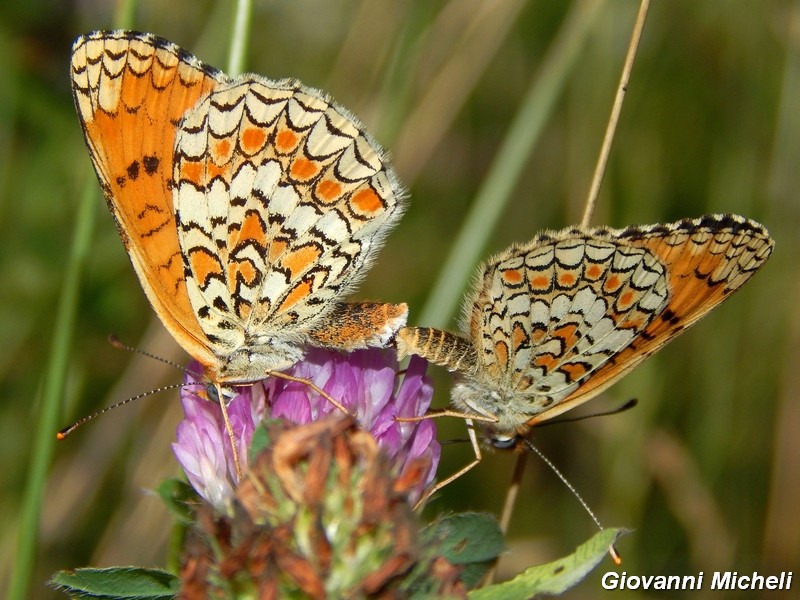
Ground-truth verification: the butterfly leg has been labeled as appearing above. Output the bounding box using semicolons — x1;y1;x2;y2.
413;419;483;510
396;407;499;424
267;369;350;414
215;383;243;479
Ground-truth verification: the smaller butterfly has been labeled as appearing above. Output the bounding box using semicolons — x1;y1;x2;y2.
397;214;773;490
69;31;407;466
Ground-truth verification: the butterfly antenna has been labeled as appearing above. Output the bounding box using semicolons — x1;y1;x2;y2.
539;398;638;427
523;439;622;565
107;334;188;372
56;381;201;439
440;438;472;446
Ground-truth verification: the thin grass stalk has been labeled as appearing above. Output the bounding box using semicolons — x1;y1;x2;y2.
580;0;650;227
8;5;137;597
227;0;253;77
8;180;98;600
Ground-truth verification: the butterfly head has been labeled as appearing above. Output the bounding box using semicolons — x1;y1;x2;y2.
451;376;546;443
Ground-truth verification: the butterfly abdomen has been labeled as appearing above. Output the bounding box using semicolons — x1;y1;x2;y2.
308;301;408;351
396;327;478;375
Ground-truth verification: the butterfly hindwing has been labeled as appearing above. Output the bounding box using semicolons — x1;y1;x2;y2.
173;78;406;356
528;214;774;424
471;234;671;405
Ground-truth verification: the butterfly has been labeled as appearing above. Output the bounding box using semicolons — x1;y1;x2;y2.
397;214;773;487
70;31;407;458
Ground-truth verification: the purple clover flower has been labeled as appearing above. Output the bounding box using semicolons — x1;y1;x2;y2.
172;349;439;510
171;382;263;511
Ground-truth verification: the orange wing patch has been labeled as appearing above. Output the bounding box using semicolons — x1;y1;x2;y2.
228;259;259;288
502;269;523;285
71;31;224;367
316;180;342;203
558;271;577;287
511;323;527;351
268;239;289;263
279;280;313;312
276;129;299;152
180;161;203;187
529;274;550;291
616;289;636;311
560;361;589;382
585;263;604;280
603;274;622;293
213;139;232;162
188;247;224;288
241;127;267;154
291;158;318;180
350;188;384;216
281;245;323;279
552;323;579;349
235;211;267;247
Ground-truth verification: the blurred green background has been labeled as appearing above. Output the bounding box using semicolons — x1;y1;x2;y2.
1;1;798;598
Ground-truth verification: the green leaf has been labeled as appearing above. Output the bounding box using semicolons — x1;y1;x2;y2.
248;422;273;462
425;513;505;588
156;478;198;525
431;513;505;564
49;567;178;599
468;528;628;599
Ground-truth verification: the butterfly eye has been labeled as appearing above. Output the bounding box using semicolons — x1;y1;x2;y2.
487;434;518;450
206;383;238;403
206;383;220;402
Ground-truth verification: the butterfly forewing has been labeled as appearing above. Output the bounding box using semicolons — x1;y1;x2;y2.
71;31;226;366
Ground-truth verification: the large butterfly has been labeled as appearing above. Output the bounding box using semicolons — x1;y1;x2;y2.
70;31;407;445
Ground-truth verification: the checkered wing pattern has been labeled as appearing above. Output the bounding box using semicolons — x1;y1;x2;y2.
398;214;773;435
470;231;669;406
530;214;773;424
174;78;405;354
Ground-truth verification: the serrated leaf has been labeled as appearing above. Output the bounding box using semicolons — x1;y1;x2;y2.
468;528;628;599
49;567;178;599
